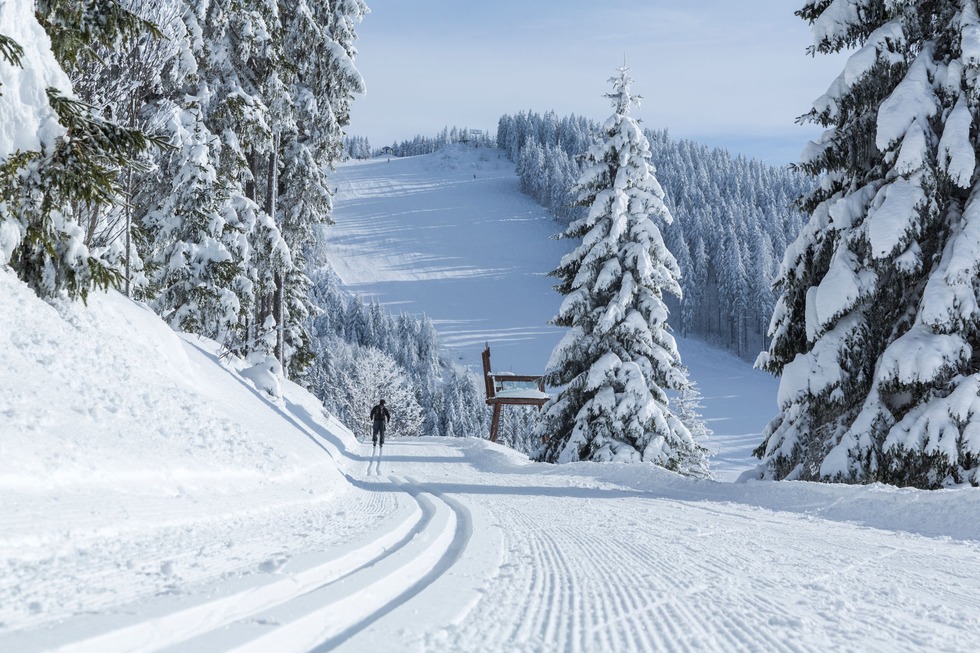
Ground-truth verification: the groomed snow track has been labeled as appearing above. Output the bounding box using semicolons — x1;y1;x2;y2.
6;470;476;653
7;437;980;652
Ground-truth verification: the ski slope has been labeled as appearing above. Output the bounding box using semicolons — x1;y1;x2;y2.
324;146;781;481
3;147;980;652
324;145;571;374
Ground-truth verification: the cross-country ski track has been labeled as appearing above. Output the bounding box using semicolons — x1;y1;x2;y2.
12;426;980;653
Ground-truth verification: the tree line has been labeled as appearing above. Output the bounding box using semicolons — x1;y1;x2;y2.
343;126;496;161
496;110;814;360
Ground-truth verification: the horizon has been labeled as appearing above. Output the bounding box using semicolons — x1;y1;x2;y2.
345;1;847;166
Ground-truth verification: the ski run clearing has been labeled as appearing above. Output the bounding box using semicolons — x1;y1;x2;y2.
3;147;980;653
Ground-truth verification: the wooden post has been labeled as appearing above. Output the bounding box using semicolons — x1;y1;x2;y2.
482;344;495;400
490;403;502;443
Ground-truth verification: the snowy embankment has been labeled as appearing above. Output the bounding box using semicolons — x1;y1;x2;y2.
0;269;392;645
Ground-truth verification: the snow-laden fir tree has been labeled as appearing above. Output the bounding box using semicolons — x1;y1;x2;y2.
0;0;73;273
0;0;156;300
496;110;813;359
534;65;708;474
753;1;980;488
275;0;368;377
674;369;712;478
142;102;247;340
190;0;292;356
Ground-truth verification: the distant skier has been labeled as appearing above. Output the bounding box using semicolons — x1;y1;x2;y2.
370;399;391;448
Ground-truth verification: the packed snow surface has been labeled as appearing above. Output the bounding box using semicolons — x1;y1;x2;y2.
4;147;979;652
324;145;572;374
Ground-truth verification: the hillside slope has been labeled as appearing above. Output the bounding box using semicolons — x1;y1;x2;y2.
325;146;780;479
325;145;571;373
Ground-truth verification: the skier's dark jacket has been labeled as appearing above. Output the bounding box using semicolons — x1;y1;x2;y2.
370;404;390;424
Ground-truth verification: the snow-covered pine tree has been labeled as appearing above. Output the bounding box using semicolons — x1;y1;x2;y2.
754;1;980;488
234;0;367;379
1;0;70;270
170;0;296;367
66;1;187;298
142;102;250;341
0;0;157;301
673;368;712;479
497;109;813;358
534;65;708;475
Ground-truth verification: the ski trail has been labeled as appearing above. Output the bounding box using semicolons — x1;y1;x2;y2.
145;476;472;653
320;476;476;651
8;434;980;651
3;489;416;653
425;485;980;653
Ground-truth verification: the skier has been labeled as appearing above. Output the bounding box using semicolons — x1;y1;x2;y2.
369;399;391;448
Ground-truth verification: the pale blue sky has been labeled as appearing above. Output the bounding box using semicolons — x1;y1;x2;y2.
345;1;845;165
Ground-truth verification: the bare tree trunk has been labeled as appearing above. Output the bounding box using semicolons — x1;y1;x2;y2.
125;174;132;298
246;151;259;204
244;151;261;356
83;202;98;247
125;96;136;298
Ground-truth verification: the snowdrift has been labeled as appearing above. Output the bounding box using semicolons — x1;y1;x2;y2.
0;269;363;632
0;269;347;495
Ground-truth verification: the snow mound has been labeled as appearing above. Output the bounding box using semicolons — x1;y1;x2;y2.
0;270;358;631
0;0;72;159
0;270;339;494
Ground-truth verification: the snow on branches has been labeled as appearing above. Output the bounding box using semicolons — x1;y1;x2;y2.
755;0;980;488
535;65;708;476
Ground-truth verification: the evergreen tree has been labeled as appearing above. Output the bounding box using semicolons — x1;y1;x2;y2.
674;369;712;479
273;0;367;377
210;0;290;356
754;1;980;488
497;108;812;359
0;0;158;301
534;65;707;475
67;0;186;298
142;102;249;340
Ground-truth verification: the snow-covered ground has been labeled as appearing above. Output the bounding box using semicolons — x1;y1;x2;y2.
4;147;980;652
324;145;571;374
